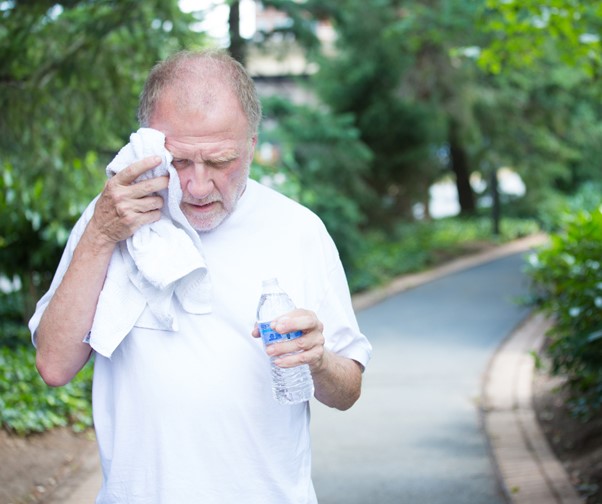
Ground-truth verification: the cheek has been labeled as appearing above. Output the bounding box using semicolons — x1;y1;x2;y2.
175;167;193;191
224;162;249;188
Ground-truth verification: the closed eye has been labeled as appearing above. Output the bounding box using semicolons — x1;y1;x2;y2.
172;158;191;169
206;156;238;169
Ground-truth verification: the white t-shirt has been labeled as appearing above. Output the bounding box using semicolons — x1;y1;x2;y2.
29;178;372;504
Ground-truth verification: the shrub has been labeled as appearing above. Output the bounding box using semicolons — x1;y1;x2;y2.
0;344;93;435
526;206;602;418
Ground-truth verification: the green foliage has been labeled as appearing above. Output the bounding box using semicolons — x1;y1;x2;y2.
536;181;602;232
481;0;602;78
473;61;602;218
0;289;29;349
526;206;602;418
254;95;374;269
0;344;93;435
0;0;203;319
309;0;445;222
0;0;204;437
479;0;602;213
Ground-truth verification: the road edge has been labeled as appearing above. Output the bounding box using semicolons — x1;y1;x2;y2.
481;313;585;503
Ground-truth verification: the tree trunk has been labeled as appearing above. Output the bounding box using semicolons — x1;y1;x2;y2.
491;169;501;236
448;119;476;215
228;1;246;66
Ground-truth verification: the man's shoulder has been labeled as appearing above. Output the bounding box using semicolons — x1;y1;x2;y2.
247;178;320;222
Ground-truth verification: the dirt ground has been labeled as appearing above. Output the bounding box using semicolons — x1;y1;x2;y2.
2;368;601;504
532;366;602;503
0;427;96;504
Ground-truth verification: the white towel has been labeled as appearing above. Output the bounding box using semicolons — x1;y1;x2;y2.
89;128;211;358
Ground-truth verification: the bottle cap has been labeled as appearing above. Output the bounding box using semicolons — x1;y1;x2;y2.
262;277;278;288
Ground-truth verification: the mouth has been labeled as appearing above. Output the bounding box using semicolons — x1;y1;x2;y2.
183;200;220;212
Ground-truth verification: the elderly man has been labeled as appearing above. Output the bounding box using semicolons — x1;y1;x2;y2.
30;50;371;503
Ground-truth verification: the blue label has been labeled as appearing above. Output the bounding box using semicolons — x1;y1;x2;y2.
258;321;302;346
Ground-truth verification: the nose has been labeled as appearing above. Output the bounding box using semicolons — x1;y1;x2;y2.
183;162;214;200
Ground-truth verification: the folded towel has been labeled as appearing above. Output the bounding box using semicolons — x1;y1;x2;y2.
89;128;211;358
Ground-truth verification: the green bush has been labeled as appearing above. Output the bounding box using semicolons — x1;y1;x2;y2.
537;181;602;233
0;344;93;435
526;206;602;418
0;289;29;349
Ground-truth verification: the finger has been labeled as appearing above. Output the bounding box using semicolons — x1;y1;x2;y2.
135;208;163;227
116;156;163;185
267;330;324;359
274;345;323;369
251;323;260;338
127;175;169;199
131;194;165;214
272;309;322;335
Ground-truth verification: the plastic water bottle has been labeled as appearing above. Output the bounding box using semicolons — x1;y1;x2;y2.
257;278;315;405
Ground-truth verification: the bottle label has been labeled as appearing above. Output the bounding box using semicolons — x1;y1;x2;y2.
258;321;303;345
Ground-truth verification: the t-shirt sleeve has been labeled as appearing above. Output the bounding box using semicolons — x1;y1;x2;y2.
28;197;99;347
316;247;372;370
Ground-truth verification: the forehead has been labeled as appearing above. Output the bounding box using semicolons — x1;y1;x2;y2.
165;136;243;161
150;84;250;156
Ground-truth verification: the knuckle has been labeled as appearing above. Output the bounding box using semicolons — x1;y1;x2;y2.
148;209;162;223
154;195;165;209
123;216;138;231
295;337;307;350
114;200;130;218
141;178;158;192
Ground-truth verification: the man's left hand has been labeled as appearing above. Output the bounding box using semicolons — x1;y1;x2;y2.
252;309;326;373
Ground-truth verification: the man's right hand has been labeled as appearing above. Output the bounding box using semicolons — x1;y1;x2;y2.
35;156;170;386
91;156;169;245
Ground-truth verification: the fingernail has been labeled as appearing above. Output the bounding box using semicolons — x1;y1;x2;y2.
274;316;289;332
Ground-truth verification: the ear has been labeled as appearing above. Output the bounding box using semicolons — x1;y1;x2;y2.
248;135;258;163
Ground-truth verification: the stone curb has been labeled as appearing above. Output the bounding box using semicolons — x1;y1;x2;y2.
482;313;585;504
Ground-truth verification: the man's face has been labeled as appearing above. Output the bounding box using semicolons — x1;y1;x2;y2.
150;85;256;232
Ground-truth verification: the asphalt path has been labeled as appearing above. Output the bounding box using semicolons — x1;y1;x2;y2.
311;252;532;504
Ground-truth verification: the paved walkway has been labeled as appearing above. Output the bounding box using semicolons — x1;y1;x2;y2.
49;234;583;503
311;234;582;504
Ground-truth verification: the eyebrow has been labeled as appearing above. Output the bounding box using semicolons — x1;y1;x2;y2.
206;150;240;163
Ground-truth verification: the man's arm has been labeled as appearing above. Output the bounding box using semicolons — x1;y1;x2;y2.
306;350;363;411
35;157;167;386
252;310;363;411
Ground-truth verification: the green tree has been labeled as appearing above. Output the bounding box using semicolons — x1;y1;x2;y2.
227;0;247;65
310;0;442;225
0;0;203;320
476;1;602;216
481;0;602;78
255;96;373;271
392;0;490;216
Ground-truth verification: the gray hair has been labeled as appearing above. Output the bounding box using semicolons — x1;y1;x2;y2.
137;49;262;136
